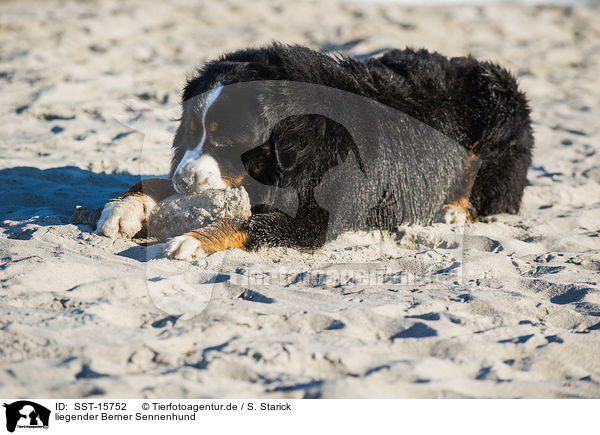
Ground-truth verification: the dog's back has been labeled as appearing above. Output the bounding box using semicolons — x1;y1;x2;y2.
363;48;533;216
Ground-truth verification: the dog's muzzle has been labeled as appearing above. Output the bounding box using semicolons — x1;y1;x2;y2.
172;154;227;194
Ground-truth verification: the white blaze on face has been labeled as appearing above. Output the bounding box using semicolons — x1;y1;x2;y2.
173;84;225;194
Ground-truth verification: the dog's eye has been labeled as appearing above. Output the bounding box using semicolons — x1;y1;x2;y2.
209;121;219;132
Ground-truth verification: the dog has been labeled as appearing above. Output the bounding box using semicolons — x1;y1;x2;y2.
95;43;533;260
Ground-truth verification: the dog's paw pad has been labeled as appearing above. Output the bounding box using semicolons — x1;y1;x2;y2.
165;235;206;261
96;195;155;239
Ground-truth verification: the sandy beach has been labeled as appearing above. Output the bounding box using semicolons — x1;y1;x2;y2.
1;0;599;398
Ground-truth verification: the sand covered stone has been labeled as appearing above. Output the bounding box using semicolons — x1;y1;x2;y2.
147;187;251;241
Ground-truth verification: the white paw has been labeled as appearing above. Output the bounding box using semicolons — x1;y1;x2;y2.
165;235;206;261
434;206;468;225
96;195;156;239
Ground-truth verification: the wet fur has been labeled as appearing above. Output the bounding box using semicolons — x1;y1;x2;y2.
99;44;533;254
166;44;533;251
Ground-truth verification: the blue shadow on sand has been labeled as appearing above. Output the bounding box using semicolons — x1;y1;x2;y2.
0;165;156;226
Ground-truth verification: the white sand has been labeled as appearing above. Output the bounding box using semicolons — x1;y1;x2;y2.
1;0;599;398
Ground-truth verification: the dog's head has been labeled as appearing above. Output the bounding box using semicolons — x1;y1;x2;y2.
170;49;372;209
171;81;269;194
170;77;321;209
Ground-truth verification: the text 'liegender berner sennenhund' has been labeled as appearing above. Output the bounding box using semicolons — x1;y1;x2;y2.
95;43;533;260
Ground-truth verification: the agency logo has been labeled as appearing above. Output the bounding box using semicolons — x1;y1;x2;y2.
3;401;50;433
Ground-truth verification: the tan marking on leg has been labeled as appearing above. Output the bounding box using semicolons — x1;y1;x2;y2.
186;218;250;255
441;197;477;223
465;152;482;195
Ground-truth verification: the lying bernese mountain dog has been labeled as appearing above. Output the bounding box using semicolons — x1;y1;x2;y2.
95;43;533;260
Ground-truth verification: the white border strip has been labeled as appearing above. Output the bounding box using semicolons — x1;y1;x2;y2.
1;399;598;435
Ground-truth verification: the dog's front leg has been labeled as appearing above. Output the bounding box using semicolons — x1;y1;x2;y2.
165;218;250;261
96;178;175;239
165;207;328;261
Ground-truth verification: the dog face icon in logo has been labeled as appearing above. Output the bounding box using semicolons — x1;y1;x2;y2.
3;401;50;432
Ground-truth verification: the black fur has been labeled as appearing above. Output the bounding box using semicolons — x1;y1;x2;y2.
172;43;533;250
